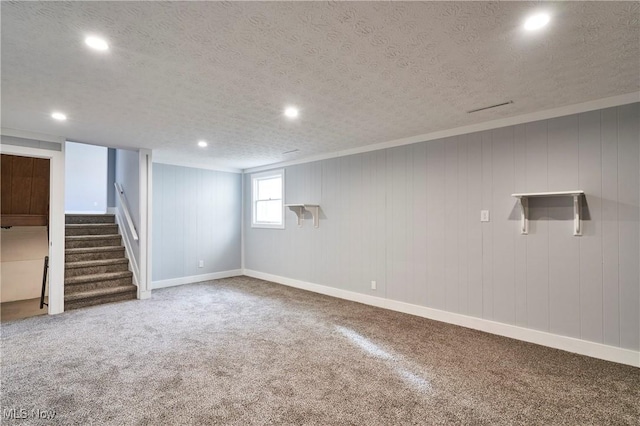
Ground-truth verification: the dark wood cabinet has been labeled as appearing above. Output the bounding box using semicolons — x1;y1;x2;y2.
1;154;50;227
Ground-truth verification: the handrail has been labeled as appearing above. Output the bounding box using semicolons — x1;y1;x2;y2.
114;182;139;241
40;256;49;309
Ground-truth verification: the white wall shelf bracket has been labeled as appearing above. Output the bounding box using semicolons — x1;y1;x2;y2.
516;197;529;235
511;191;584;236
284;204;320;228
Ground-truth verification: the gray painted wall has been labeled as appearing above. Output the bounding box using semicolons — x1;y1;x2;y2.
115;149;140;266
107;148;116;208
152;163;242;281
244;103;640;351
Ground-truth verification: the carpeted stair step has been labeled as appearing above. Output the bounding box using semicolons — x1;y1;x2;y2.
65;271;133;294
63;214;136;311
65;246;126;262
65;223;119;236
65;258;129;277
65;234;121;249
66;214;115;225
64;285;137;310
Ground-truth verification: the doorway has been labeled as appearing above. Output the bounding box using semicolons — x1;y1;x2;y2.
1;154;51;321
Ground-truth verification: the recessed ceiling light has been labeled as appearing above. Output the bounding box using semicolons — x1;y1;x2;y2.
284;107;299;119
523;13;551;31
198;141;208;148
84;36;109;51
51;112;67;121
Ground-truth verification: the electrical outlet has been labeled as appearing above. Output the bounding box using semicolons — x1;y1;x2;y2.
371;280;377;290
198;260;204;268
480;210;490;222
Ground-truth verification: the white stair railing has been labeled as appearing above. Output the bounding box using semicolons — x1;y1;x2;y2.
114;182;139;241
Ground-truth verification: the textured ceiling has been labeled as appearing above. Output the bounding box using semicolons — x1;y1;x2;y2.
2;1;639;169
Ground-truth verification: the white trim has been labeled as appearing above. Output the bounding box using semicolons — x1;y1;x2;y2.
241;171;246;270
244;92;640;173
152;269;243;289
242;269;640;368
153;154;242;174
0;143;65;315
113;209;140;287
138;149;153;299
250;169;285;229
107;207;117;214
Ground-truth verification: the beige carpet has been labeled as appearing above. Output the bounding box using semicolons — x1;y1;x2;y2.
1;276;638;425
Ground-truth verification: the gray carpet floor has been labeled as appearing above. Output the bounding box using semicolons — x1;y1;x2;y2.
1;276;638;425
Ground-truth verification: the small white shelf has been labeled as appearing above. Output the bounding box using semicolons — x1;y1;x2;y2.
511;191;584;236
284;204;320;228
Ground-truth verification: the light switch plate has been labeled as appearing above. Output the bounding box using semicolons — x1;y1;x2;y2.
480;210;490;222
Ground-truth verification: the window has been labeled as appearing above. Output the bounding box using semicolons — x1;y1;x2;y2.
251;169;284;229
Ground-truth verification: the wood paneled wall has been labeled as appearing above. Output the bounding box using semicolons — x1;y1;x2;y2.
1;154;50;226
152;163;242;281
244;103;640;351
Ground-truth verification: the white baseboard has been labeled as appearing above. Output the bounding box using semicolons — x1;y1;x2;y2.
113;208;140;286
138;290;152;300
107;207;117;214
152;269;243;289
242;269;639;368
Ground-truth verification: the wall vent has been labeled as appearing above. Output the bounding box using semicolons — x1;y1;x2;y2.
467;100;514;114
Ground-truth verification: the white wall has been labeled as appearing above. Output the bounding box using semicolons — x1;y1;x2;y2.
65;141;107;213
244;103;640;362
0;227;49;302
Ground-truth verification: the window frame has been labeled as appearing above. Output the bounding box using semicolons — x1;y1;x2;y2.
251;169;285;229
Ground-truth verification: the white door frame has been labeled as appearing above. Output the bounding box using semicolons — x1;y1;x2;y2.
0;141;65;314
138;149;152;299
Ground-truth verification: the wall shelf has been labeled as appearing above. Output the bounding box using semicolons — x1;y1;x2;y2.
511;191;584;236
284;204;320;228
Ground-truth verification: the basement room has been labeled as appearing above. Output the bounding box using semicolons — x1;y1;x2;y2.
1;1;638;425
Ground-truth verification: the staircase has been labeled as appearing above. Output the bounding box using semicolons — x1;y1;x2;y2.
65;214;137;310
